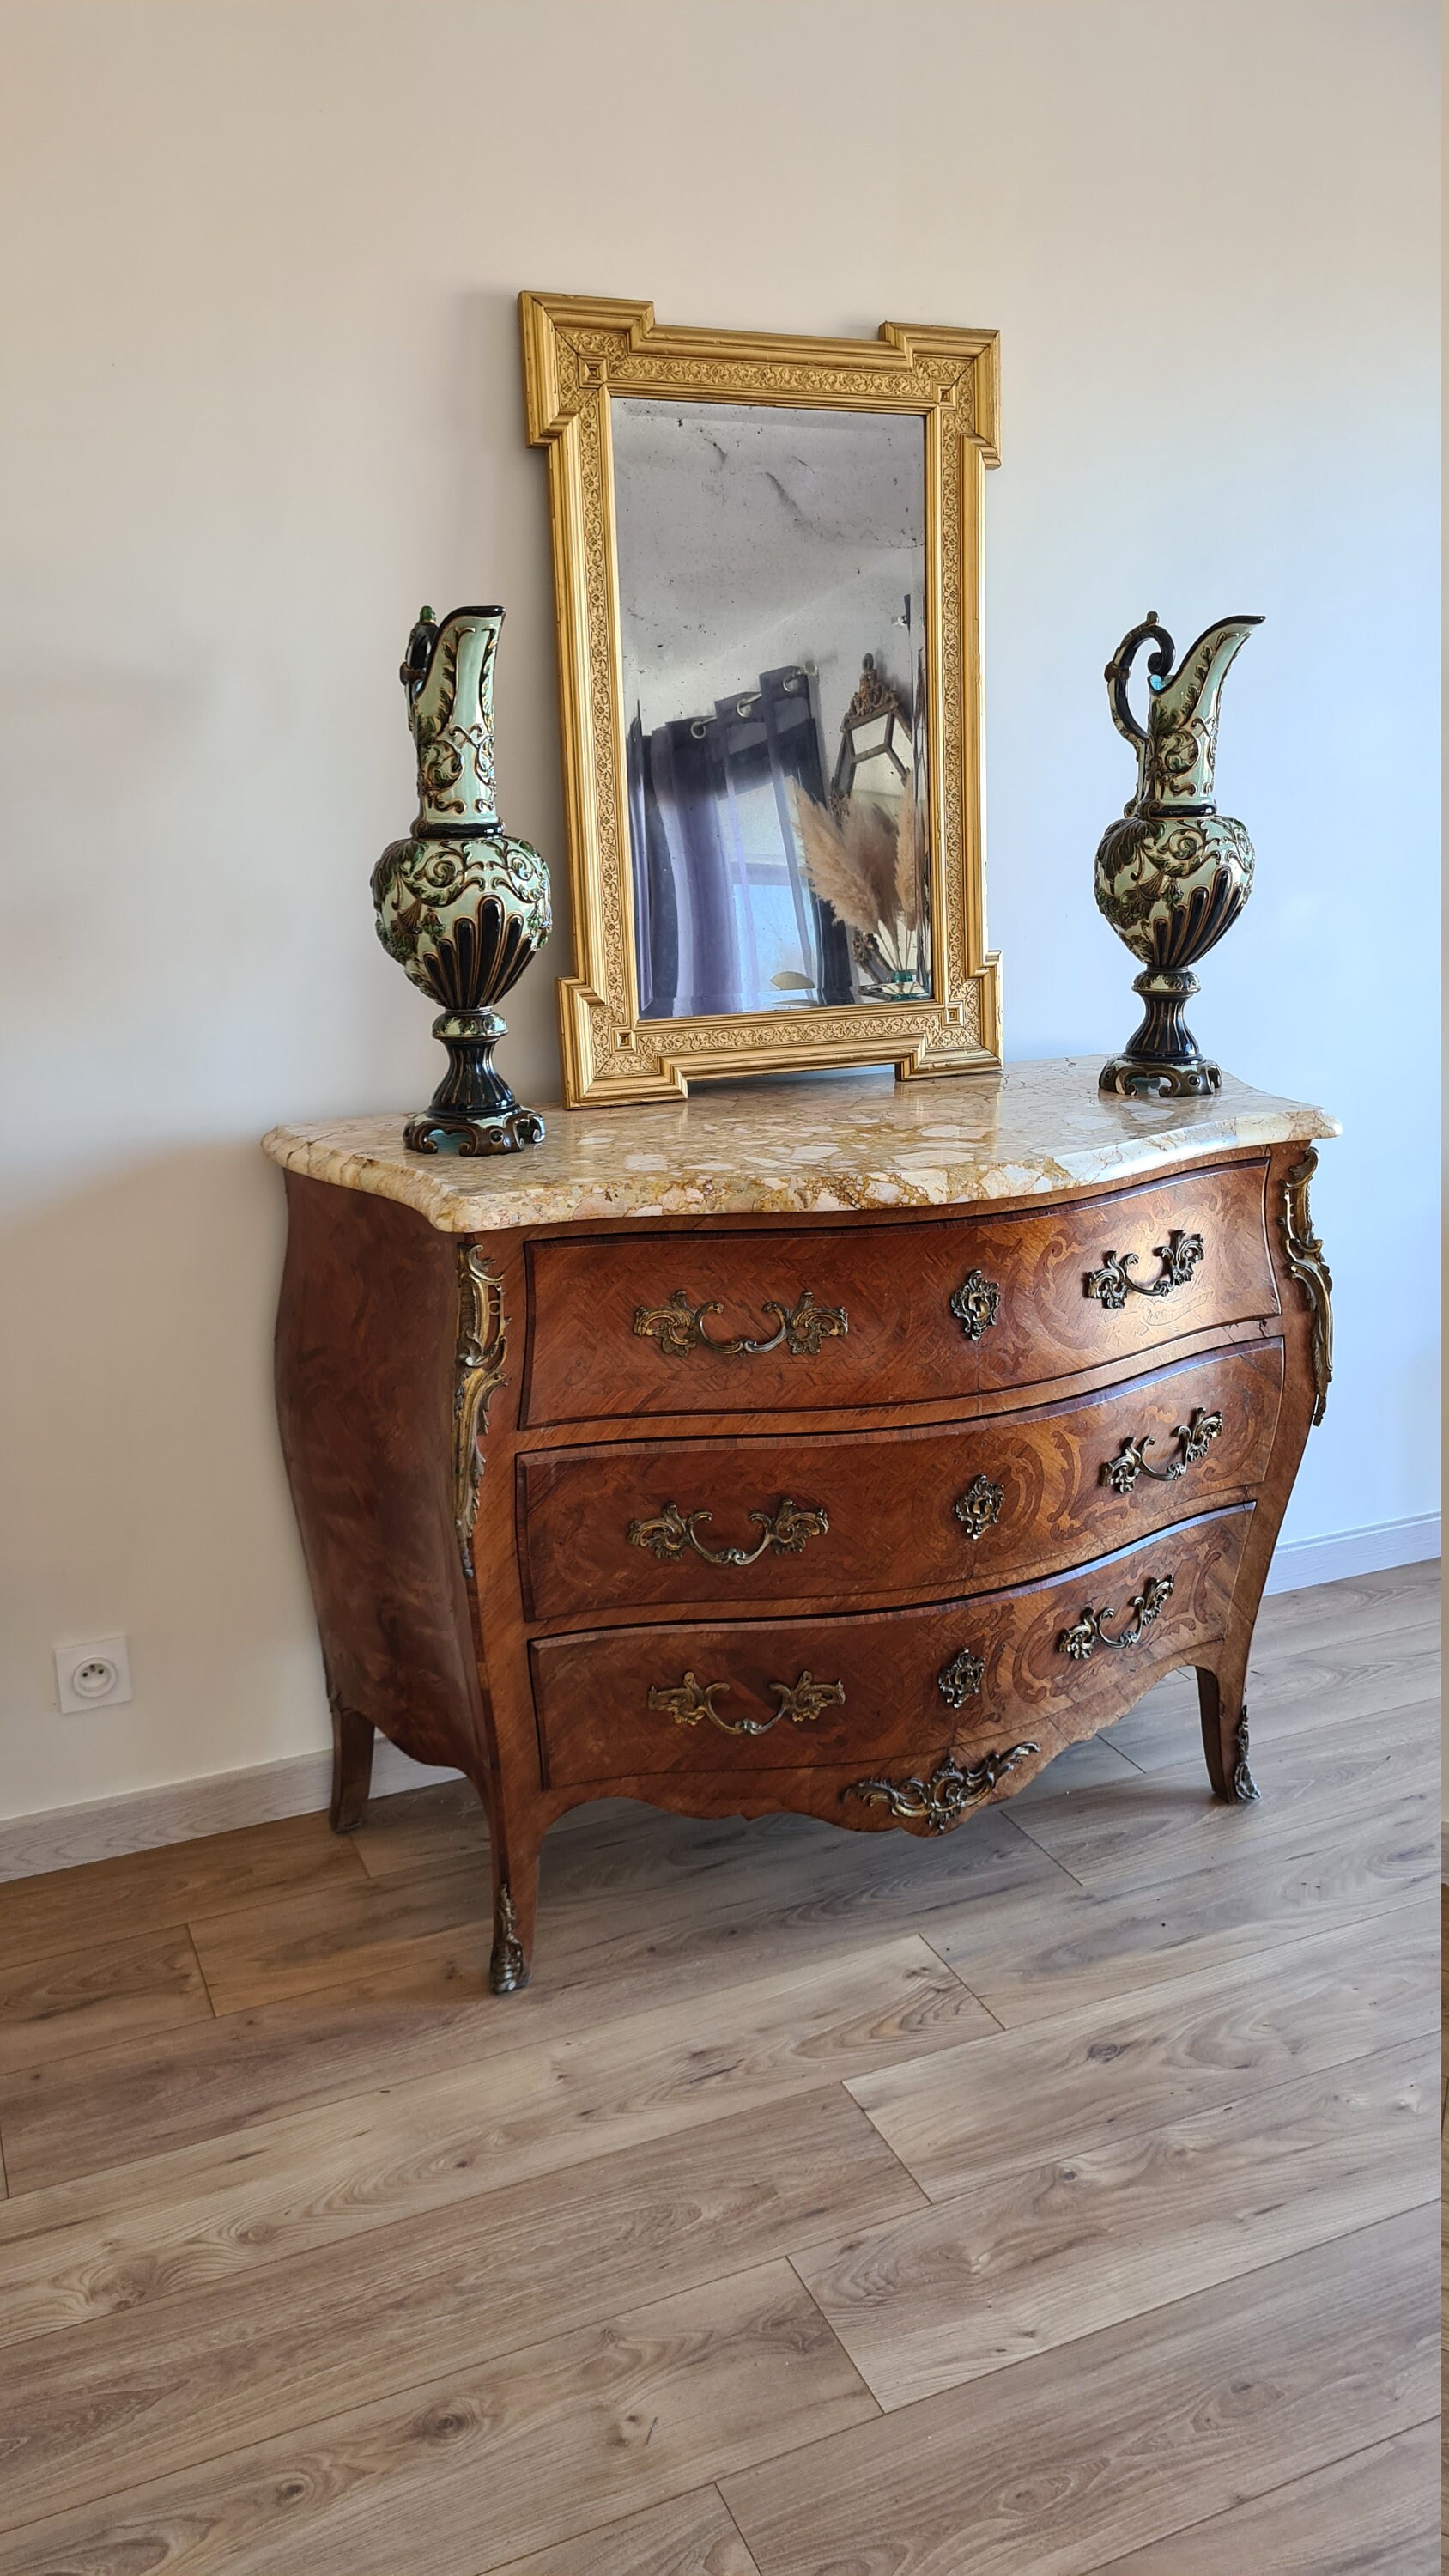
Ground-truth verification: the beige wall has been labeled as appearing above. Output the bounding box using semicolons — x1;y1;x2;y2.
0;0;1438;1821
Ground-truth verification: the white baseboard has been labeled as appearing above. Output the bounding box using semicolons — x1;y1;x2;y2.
0;1517;1437;1886
1263;1512;1440;1595
0;1736;459;1886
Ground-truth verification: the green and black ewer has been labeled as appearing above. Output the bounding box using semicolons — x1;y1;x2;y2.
1094;610;1262;1099
373;605;551;1154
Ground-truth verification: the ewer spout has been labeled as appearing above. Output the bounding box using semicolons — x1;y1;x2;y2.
1106;611;1264;812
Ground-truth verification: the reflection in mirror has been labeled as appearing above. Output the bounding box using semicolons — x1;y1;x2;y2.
611;400;930;1020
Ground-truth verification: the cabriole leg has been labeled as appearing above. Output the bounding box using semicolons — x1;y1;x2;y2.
328;1692;375;1832
1197;1667;1260;1805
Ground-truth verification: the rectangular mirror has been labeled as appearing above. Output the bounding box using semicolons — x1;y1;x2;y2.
522;295;1001;1105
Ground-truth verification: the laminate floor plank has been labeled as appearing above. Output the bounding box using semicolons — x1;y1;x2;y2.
849;1908;1436;2202
1072;2420;1439;2576
350;1774;489;1880
1007;1699;1436;1897
0;2088;918;2524
720;2211;1438;2576
931;1805;1435;2026
0;1941;964;2318
344;1777;628;1882
483;2488;761;2576
0;1824;1034;2186
179;1760;1434;2050
0;2262;876;2576
0;1808;367;1971
188;1861;489;2015
1225;1558;1440;1649
187;1793;1058;2020
794;2038;1434;2407
1108;1623;1440;1770
0;1926;212;2077
0;1565;1434;2576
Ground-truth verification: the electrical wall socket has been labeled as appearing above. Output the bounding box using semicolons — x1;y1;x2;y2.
55;1636;133;1714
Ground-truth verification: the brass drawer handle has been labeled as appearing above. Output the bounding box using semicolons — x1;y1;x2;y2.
949;1268;1001;1340
954;1473;1003;1541
846;1744;1037;1833
1085;1230;1204;1309
647;1667;845;1738
1059;1571;1174;1661
1101;1408;1223;1495
627;1495;829;1571
634;1287;847;1358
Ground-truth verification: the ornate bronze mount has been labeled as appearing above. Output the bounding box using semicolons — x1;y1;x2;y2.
949;1269;1001;1342
647;1667;845;1738
488;1883;528;1993
1085;1230;1203;1309
1101;1408;1223;1496
634;1288;847;1360
937;1643;985;1708
452;1245;507;1578
1281;1150;1333;1426
1058;1571;1173;1661
627;1495;828;1571
846;1744;1037;1832
1229;1705;1260;1803
954;1473;1004;1541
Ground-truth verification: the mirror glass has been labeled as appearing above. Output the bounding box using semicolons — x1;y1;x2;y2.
611;398;931;1021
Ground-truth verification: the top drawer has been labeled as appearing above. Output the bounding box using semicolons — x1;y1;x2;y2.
520;1159;1278;1425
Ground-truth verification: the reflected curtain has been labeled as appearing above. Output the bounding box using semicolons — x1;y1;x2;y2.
628;664;849;1020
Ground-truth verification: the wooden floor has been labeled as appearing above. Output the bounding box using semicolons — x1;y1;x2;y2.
0;1561;1438;2575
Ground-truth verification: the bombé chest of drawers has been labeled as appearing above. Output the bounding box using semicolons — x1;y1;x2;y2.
265;1060;1337;1992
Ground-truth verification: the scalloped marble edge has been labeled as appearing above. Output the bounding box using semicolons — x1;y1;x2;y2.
262;1061;1338;1235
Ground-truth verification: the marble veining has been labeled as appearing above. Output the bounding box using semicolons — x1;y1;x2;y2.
262;1059;1337;1235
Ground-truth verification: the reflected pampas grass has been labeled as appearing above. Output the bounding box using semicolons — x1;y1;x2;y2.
790;785;925;995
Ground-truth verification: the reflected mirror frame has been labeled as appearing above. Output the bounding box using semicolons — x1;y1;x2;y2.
521;293;1003;1108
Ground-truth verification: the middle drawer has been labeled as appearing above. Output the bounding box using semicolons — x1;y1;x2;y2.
518;1337;1283;1623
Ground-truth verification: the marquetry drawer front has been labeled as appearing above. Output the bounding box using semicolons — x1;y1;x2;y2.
529;1504;1253;1793
522;1220;985;1425
518;1340;1283;1623
968;1158;1278;1394
520;1160;1277;1425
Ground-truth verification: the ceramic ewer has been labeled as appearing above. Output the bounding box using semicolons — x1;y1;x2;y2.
373;605;551;1154
1094;610;1262;1098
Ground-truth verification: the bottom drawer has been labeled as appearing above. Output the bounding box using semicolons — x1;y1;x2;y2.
530;1504;1253;1797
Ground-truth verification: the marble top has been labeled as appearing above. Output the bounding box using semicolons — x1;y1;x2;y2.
262;1060;1337;1236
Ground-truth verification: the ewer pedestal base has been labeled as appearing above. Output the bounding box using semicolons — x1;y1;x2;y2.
403;1011;546;1158
1099;1055;1222;1101
1100;968;1221;1101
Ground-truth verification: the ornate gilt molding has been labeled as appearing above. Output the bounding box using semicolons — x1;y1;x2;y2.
1281;1149;1333;1425
846;1744;1036;1833
452;1244;507;1579
519;293;1002;1103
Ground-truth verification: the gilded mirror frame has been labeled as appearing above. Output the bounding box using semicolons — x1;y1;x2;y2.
520;293;1002;1106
